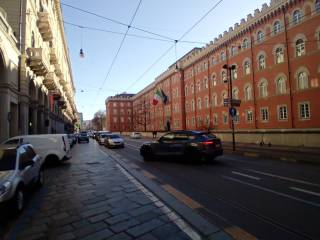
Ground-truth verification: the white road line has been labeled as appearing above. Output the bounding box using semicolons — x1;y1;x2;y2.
221;175;320;208
232;171;261;180
245;169;320;188
97;147;202;240
290;187;320;197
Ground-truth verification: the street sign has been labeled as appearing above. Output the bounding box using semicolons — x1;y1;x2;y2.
223;98;229;106
229;107;237;117
231;99;241;107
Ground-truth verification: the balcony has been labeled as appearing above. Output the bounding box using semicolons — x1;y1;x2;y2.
27;48;49;76
59;74;66;86
37;11;53;41
54;63;62;76
50;48;57;64
43;72;58;90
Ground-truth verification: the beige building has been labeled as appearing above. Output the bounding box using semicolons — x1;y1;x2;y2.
0;0;77;142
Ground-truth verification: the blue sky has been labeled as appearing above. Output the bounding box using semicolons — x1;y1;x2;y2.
62;0;267;120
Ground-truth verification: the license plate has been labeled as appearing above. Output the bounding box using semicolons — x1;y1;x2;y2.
216;144;221;147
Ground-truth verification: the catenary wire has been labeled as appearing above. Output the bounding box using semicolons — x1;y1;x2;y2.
94;0;143;100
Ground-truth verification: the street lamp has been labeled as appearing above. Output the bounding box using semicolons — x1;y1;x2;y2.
223;64;236;151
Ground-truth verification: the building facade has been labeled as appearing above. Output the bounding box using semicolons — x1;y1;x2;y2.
105;0;320;146
0;0;77;142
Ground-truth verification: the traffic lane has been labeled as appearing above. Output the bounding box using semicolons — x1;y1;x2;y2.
124;137;320;186
123;141;320;203
108;144;320;239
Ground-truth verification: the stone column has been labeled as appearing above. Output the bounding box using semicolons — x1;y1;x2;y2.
31;103;38;134
18;97;29;135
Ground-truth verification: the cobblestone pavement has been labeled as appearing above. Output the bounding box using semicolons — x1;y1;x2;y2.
6;141;201;240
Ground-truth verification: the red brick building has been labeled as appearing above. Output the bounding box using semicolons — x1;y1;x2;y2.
106;0;320;146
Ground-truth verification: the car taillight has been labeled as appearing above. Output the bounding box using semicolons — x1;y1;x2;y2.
202;140;214;146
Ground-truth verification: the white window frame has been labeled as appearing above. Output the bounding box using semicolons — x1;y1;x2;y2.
260;107;269;122
299;102;310;120
246;110;253;123
278;105;288;120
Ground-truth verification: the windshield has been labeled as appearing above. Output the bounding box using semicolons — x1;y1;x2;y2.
0;148;17;171
109;135;120;139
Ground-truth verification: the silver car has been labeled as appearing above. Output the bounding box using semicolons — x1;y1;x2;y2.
0;144;43;213
104;134;124;148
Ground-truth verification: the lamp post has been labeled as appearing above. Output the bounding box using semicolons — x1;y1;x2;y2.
223;64;236;151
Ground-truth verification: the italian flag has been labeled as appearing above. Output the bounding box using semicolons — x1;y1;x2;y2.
152;89;163;105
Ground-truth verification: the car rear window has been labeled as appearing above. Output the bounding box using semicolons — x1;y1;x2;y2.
198;134;217;140
0;148;17;171
109;135;120;139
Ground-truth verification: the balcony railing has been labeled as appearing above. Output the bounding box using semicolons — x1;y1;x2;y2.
43;72;58;90
37;10;53;41
54;63;62;76
50;48;57;64
27;48;50;76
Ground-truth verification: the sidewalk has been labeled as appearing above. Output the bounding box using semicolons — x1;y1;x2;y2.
223;141;320;164
5;143;232;240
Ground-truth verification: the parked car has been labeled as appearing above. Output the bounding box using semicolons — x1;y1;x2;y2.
68;134;77;147
104;134;124;148
98;134;110;145
95;131;111;141
130;132;142;139
140;131;223;162
0;144;44;213
2;134;71;164
78;132;89;143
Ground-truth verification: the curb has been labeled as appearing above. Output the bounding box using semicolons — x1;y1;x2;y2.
103;150;234;240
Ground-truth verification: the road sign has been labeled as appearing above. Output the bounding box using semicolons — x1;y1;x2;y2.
231;99;241;107
223;98;229;107
229;107;237;117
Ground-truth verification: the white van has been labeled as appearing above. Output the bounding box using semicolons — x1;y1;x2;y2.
2;134;71;163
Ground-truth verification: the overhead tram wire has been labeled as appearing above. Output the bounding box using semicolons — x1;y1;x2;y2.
125;0;226;91
63;21;208;45
125;0;309;92
61;2;175;42
95;0;143;100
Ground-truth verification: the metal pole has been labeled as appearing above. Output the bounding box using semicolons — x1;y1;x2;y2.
228;67;236;151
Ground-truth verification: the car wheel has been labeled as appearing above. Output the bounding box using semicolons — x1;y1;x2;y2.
37;169;44;187
142;148;154;161
12;187;24;213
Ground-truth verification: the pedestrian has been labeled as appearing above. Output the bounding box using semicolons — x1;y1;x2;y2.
152;131;157;139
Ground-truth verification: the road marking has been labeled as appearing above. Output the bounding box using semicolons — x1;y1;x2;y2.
243;152;259;157
246;169;320;188
224;226;257;240
232;171;260;181
221;175;320;208
162;184;203;209
290;187;320;197
142;170;157;180
125;143;140;150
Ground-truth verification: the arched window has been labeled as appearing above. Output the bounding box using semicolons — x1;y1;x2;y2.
31;31;35;48
205;96;209;108
197;81;201;92
298;72;308;89
231;46;237;56
242;38;249;49
232;88;239;99
277;77;286;94
185;101;189;112
204;78;208;89
273;21;281;34
213;114;218;125
257;31;264;42
211;74;217;86
244;85;252;101
275;48;284;64
259;81;268;98
222;92;227;105
293;10;302;25
258;55;266;70
296;39;305;56
191;100;195;111
190;84;194;93
212;94;217;107
211;56;216;66
221;71;227;83
220;51;226;61
231;67;237;80
244;61;251;75
316;0;320;13
185;85;188;96
197;98;202;110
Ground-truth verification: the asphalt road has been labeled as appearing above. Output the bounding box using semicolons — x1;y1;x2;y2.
101;137;320;240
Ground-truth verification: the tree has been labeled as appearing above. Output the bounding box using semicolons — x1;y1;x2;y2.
132;100;151;132
92;110;106;131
